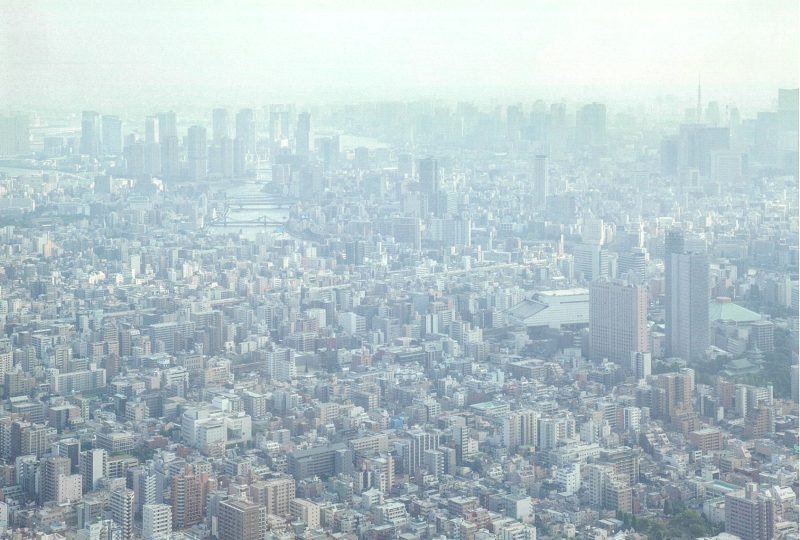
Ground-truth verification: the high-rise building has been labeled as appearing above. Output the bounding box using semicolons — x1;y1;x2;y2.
392;217;421;250
630;351;652;381
296;112;313;155
0;114;30;156
156;111;177;139
102;115;123;155
79;449;107;493
172;470;202;530
213;108;231;144
398;152;414;178
574;243;609;282
110;488;135;540
187;126;207;181
249;476;295;518
665;229;710;360
677;124;730;175
236;109;256;154
39;456;71;504
145;116;159;144
502;409;539;450
533;155;548;207
576;103;606;146
419;157;439;197
132;467;158;516
80;111;102;158
431;218;471;247
725;484;775;540
652;369;695;422
160;135;181;178
143;504;172;540
218;499;266;540
589;280;648;366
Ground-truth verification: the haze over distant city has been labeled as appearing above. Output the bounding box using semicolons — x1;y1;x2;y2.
1;0;798;110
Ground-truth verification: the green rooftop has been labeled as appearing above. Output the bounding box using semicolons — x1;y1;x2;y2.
709;297;762;324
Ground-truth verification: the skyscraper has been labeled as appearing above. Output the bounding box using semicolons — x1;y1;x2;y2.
218;499;266;540
398;152;414;178
296;112;313;155
80;111;102;158
665;229;710;360
419;157;439;197
102;115;122;155
145;116;159;144
576;103;607;147
187;126;207;181
533;155;548;208
589;280;648;366
213;108;231;144
236;108;256;154
161;136;181;178
0;114;30;156
156;111;177;139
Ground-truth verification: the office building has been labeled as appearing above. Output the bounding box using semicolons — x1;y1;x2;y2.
0;114;30;156
574;243;609;282
398;152;414;178
102;115;123;155
665;230;710;360
236;108;256;154
145;116;159;144
187;125;207;181
576;103;607;146
213;108;231;144
157;111;177;138
419;157;439;196
80;111;102;158
296;112;313;155
589;280;648;366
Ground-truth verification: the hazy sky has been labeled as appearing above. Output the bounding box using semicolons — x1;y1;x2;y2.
1;0;797;109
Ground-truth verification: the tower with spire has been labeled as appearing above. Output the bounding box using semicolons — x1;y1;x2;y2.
696;75;702;123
